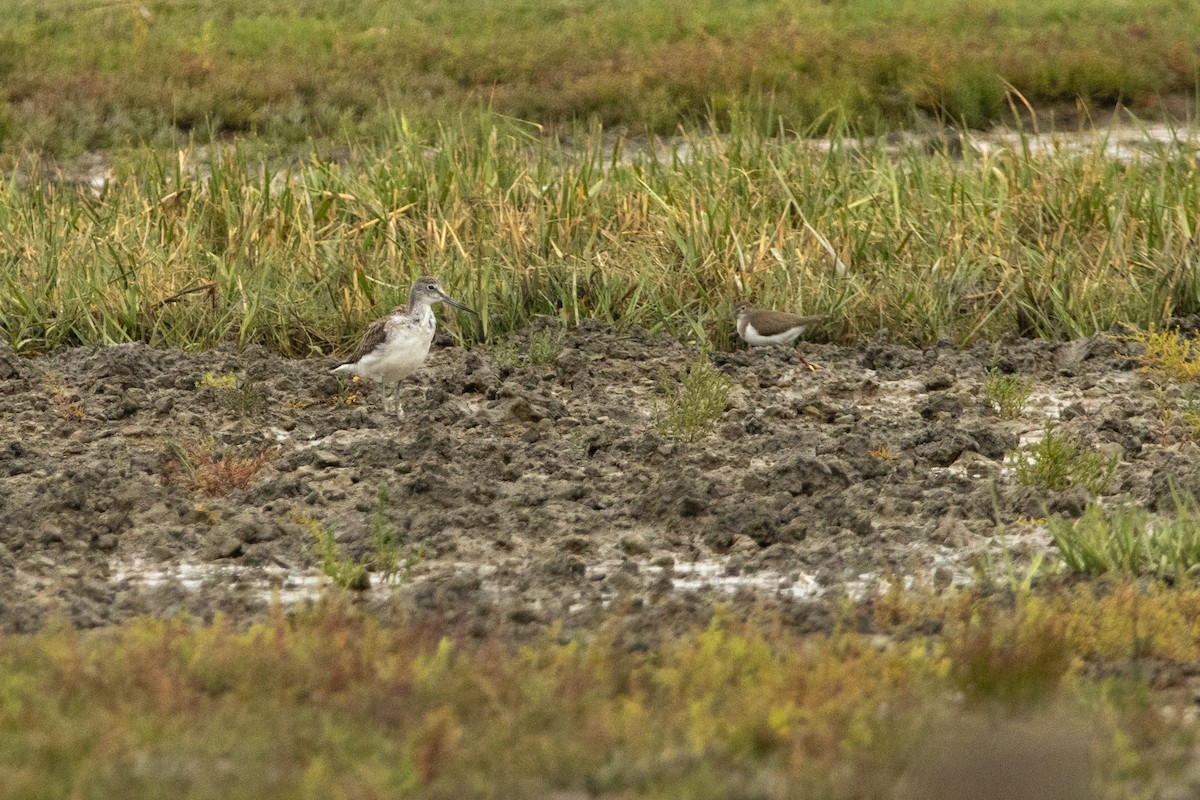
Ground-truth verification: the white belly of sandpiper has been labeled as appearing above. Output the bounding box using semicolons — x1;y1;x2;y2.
337;326;433;384
742;322;804;347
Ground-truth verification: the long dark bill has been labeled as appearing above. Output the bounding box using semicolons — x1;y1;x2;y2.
440;293;478;315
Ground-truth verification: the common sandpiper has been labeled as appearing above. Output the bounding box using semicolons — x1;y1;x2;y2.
333;276;476;415
734;303;828;371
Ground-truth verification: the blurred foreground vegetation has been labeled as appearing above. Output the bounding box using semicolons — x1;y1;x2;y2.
2;0;1200;156
2;584;1199;799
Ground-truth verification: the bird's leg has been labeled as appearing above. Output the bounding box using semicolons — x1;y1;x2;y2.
794;350;821;372
392;383;405;418
380;387;393;414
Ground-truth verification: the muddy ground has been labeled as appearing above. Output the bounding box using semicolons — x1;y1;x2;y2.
0;322;1190;639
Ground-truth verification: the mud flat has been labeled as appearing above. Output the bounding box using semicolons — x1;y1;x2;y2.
0;323;1187;637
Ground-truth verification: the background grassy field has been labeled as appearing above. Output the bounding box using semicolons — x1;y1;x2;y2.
5;117;1200;354
2;0;1200;157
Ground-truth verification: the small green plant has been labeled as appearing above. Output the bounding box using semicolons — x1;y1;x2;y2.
1007;423;1116;495
490;337;520;370
297;489;422;591
983;367;1033;420
526;328;564;365
297;513;370;591
1050;496;1200;580
369;488;423;583
655;352;733;442
491;328;563;369
975;543;1052;594
195;371;266;417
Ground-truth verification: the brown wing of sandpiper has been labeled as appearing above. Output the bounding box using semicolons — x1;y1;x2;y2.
748;310;830;337
342;317;389;365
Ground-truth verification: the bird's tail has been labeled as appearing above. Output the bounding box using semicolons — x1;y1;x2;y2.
796;314;832;326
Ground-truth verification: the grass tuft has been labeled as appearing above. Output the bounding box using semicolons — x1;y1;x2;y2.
1008;423;1116;495
983;368;1033;420
655;352;732;441
526;328;565;366
1050;496;1200;580
195;371;266;418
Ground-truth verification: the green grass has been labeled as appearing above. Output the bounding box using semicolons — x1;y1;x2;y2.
655;351;733;441
299;489;421;590
1008;423;1117;495
7;115;1200;354
2;0;1200;157
0;586;1197;799
984;367;1034;420
1051;496;1200;580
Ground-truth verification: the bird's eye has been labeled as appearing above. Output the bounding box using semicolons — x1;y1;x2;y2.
426;283;437;291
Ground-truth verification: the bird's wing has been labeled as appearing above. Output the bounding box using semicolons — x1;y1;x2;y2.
342;317;390;364
752;310;830;336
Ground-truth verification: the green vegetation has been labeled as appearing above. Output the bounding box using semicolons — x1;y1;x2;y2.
299;489;420;591
7;117;1200;354
655;352;732;441
984;367;1033;420
492;326;565;369
1051;497;1200;579
300;512;370;590
368;487;422;584
1008;423;1117;495
526;327;565;366
0;587;1196;798
3;0;1200;157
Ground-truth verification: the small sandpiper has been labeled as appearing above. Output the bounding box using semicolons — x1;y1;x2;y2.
734;303;828;371
333;276;476;415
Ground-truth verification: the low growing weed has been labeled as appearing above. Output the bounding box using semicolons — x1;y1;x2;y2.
195;371;266;418
1007;423;1116;495
1050;496;1200;580
983;367;1033;420
369;488;422;583
299;488;422;591
526;328;565;365
1121;327;1200;383
163;439;275;497
655;352;732;442
298;513;370;591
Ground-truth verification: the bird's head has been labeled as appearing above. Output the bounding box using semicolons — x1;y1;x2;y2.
411;276;477;314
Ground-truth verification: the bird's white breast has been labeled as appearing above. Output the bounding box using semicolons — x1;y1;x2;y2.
354;310;436;383
742;321;804;347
